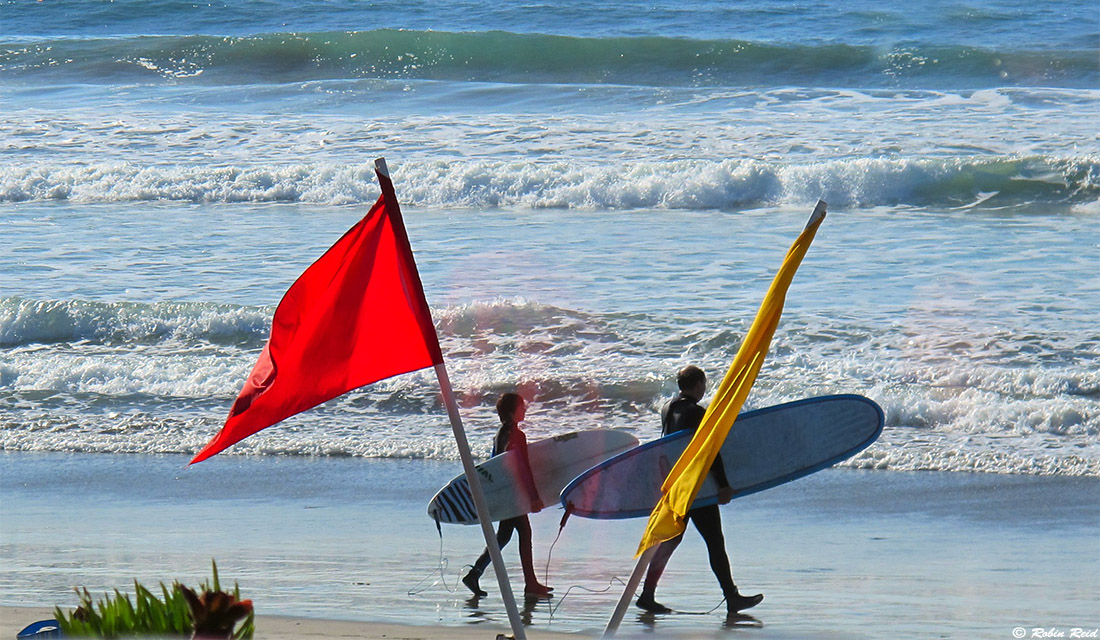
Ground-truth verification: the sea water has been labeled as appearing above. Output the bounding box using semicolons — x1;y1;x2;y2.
2;0;1097;475
1;0;1098;633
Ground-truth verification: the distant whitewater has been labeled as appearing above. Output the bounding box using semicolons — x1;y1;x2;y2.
3;156;1098;209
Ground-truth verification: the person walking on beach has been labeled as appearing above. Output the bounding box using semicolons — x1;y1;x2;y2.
462;392;554;598
635;365;763;616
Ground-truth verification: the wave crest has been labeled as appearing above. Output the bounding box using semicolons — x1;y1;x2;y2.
0;297;270;348
3;31;1096;88
3;156;1096;209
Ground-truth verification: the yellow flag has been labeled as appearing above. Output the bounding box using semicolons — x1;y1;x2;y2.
636;202;827;556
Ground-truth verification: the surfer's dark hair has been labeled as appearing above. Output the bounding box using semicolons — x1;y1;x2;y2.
677;365;706;391
497;392;525;423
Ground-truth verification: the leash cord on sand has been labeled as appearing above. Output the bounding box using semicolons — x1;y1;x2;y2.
546;579;724;623
407;519;462;596
547;576;627;624
542;507;724;623
675;598;727;615
542;514;569;587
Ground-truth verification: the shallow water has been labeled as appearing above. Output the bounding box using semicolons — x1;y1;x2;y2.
3;202;1097;475
2;453;1096;637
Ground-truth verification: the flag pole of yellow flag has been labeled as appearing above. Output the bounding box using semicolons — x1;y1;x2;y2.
636;201;827;556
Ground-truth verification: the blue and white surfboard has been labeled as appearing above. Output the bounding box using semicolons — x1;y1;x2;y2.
561;395;884;519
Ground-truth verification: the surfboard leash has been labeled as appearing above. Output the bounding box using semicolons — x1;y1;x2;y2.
672;598;729;616
547;576;628;625
541;504;573;586
543;504;638;625
542;503;729;623
407;513;461;596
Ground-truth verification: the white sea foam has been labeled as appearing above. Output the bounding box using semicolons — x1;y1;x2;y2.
0;298;270;347
1;295;1096;475
2;85;1097;208
844;431;1100;476
2;156;1096;209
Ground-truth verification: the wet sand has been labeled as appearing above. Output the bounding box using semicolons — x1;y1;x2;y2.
2;453;1097;638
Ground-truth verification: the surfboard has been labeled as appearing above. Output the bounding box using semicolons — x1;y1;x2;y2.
428;429;640;525
560;394;883;519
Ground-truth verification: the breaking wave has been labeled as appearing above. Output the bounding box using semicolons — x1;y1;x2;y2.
3;31;1097;89
3;156;1097;210
1;296;1096;475
0;298;270;348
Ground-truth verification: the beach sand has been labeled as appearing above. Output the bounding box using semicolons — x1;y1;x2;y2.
0;606;584;639
2;453;1097;639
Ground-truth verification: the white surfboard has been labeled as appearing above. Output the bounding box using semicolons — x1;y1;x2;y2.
428;429;640;525
560;395;883;519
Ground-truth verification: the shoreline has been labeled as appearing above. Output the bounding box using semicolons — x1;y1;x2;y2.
0;606;586;640
3;455;1097;638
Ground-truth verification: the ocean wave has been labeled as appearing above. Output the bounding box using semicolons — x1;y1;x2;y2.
844;442;1099;476
0;296;627;349
3;295;1096;476
3;344;1097;478
2;401;1095;476
2;156;1096;209
0;297;270;348
2;30;1096;88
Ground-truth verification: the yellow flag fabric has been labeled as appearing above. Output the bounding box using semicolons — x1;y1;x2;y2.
636;204;826;556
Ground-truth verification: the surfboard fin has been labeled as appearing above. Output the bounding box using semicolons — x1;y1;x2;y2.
559;503;573;530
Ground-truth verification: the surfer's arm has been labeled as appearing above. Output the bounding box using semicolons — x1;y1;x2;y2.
512;430;544;511
711;452;734;504
685;402;733;502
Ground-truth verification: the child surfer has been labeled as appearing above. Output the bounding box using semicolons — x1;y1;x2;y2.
462;392;554;598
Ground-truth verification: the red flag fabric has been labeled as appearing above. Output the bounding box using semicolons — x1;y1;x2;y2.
190;166;444;464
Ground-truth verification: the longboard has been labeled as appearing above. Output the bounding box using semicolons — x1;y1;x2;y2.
428;429;639;524
560;395;883;519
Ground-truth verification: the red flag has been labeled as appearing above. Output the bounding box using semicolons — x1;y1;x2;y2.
190;165;444;464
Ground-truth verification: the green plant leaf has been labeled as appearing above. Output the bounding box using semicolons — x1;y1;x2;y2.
211;558;221;593
50;560;252;637
232;610;255;640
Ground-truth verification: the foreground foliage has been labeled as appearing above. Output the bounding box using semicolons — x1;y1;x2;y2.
53;560;254;639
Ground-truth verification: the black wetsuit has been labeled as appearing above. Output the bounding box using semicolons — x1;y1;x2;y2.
661;392;732;489
470;424;539;586
641;392;738;600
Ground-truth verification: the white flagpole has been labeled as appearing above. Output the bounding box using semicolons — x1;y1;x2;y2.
373;158;527;640
602;545;656;638
435;363;528;640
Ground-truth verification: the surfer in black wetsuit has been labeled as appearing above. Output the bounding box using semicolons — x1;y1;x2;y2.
635;365;763;616
462;392;554;598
